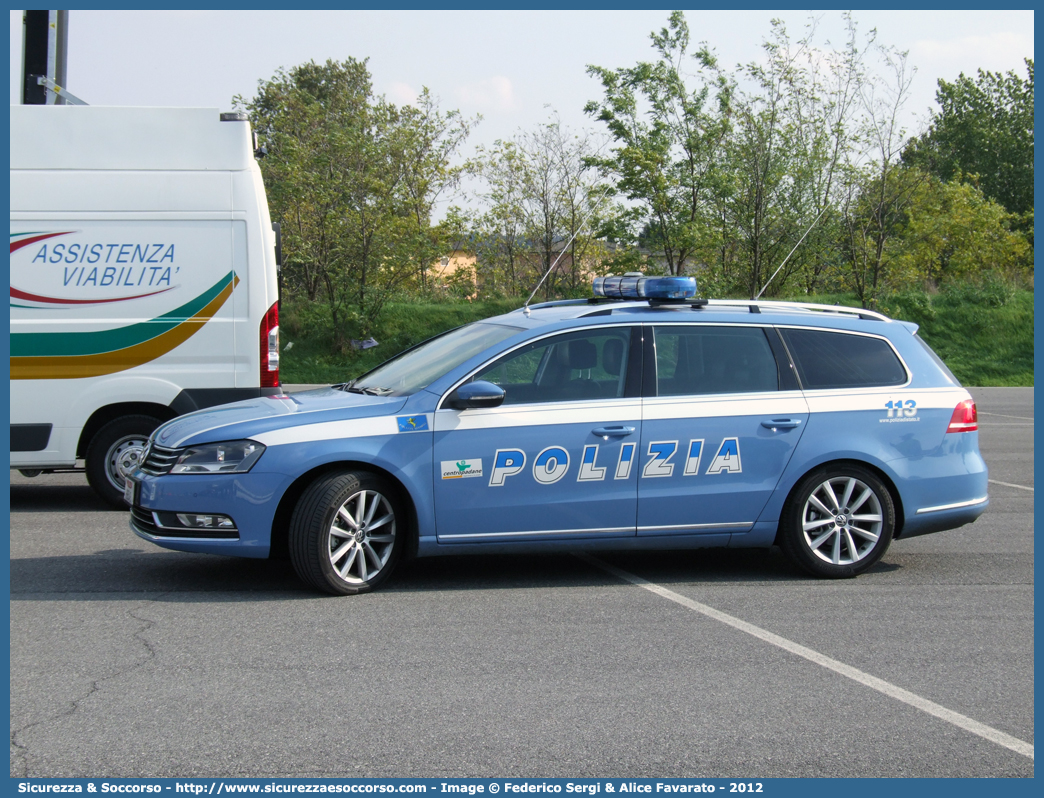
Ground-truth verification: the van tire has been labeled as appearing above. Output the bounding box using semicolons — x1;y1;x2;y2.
289;471;402;595
85;415;161;508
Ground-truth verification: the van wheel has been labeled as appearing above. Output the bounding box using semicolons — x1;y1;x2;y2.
289;471;402;595
85;415;161;508
779;465;895;578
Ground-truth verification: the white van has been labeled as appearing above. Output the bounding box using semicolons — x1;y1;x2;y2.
10;105;282;506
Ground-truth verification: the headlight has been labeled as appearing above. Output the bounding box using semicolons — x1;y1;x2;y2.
170;441;266;474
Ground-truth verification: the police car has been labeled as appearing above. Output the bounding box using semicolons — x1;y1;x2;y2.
127;275;988;594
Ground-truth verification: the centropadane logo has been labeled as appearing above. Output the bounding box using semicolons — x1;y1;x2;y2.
441;459;483;479
11;231;178;308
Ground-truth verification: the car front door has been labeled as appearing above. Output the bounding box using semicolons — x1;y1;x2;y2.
637;323;809;538
433;325;642;544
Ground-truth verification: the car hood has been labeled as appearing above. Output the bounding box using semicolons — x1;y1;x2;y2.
153;387;408;448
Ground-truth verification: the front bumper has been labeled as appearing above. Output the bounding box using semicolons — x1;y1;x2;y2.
129;470;288;558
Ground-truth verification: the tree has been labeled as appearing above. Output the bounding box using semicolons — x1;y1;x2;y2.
586;12;876;298
782;13;868;295
904;60;1034;216
394;90;477;294
472;139;532;297
556;158;616;295
727;18;819;298
240;60;364;307
585;11;733;277
727;16;898;300
889;173;1031;287
238;59;473;348
473;116;611;299
840;42;921;306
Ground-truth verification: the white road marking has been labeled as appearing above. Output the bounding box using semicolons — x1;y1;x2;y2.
989;479;1034;492
578;553;1035;761
978;412;1034;421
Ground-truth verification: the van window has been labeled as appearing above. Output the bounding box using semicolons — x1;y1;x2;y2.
652;326;779;396
779;328;907;389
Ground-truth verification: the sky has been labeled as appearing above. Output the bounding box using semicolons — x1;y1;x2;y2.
9;8;1035;200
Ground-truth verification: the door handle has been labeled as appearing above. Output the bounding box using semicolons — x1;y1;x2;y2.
761;418;802;431
592;426;636;438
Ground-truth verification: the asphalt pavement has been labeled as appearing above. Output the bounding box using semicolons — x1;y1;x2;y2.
8;387;1034;778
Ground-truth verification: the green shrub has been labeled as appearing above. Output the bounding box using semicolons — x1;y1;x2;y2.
940;275;1017;308
878;290;937;321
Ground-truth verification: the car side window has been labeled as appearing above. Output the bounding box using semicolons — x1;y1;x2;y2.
779;328;907;389
474;327;632;405
652;325;779;396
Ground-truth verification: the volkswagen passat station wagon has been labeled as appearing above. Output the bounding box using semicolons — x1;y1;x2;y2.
127;275;987;594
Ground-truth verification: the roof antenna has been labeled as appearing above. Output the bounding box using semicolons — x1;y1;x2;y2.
523;225;586;313
754;206;828;301
523;180;614;313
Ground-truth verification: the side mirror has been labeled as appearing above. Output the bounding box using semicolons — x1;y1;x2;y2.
447;380;505;410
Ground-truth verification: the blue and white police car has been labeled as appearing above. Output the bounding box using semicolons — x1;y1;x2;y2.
127;276;988;594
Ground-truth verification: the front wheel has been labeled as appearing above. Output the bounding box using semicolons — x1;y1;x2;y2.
85;415;161;508
779;465;895;578
289;471;403;595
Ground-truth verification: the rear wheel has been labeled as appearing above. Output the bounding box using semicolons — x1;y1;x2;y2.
780;464;895;578
85;415;161;508
289;471;402;595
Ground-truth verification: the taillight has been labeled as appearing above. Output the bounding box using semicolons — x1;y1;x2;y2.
946;399;977;432
259;302;279;388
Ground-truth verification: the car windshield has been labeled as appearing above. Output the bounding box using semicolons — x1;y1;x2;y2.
349;322;524;396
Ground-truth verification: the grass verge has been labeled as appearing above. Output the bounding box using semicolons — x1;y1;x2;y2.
280;289;1033;387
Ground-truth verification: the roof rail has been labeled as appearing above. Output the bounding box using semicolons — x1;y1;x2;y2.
702;299;892;322
525;298;589;310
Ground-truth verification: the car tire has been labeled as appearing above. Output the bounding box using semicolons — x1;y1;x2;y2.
85;415;161;508
779;464;895;578
289;471;403;595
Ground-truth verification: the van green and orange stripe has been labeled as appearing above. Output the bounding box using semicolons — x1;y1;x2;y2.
11;272;239;380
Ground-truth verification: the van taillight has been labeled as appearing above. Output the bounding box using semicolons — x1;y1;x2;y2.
946;399;977;432
260;302;279;388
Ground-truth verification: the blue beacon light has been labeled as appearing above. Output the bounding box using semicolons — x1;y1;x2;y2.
592;274;697;301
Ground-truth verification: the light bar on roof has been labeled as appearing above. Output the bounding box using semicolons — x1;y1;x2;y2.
593;274;697;301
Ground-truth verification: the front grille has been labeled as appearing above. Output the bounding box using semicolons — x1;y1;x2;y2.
140;444;182;476
130;506;160;535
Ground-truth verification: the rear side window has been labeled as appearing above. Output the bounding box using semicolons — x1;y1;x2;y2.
653;326;779;395
914;333;960;386
779;328;907;389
